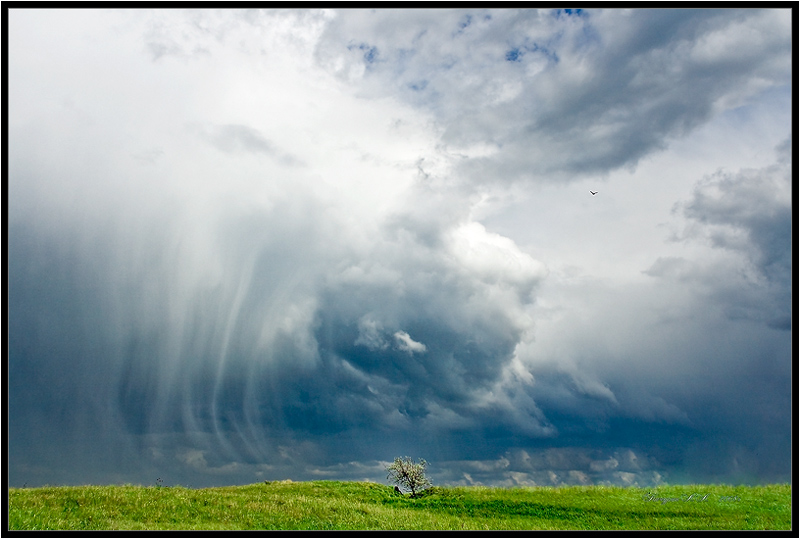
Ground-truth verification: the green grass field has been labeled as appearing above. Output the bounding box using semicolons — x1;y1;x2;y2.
7;480;792;530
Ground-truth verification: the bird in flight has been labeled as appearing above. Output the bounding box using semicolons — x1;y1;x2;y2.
590;190;598;195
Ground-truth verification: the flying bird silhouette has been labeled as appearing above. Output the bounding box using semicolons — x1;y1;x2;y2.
590;190;598;195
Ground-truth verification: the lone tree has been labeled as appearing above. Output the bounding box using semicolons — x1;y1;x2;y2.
386;457;432;496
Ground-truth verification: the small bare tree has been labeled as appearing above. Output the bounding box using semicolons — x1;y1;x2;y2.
386;457;432;496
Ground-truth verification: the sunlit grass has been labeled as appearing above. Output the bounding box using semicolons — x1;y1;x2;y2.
8;480;791;530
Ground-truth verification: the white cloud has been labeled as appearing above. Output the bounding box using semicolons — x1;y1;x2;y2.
393;331;427;354
450;221;547;294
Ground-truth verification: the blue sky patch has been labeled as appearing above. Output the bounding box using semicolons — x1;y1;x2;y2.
556;8;585;17
409;80;429;92
505;48;522;62
506;42;558;64
348;42;380;64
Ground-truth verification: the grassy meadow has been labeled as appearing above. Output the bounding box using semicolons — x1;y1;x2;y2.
7;480;792;531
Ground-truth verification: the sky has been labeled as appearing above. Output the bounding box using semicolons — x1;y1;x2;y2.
7;8;794;489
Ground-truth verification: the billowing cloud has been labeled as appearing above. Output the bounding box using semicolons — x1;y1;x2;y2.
8;8;791;489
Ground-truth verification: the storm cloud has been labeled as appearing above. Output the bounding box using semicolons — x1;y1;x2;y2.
7;8;793;488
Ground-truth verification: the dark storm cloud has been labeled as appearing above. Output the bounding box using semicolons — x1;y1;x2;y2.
8;171;550;487
312;236;542;431
8;8;792;489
